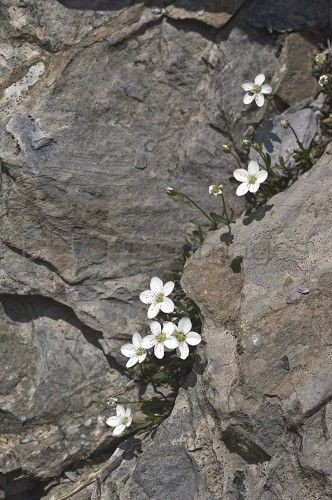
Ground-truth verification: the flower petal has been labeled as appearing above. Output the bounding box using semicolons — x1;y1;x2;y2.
163;280;175;296
164;336;179;350
150;321;161;336
125;408;131;417
186;331;202;346
125;416;132;427
138;353;147;363
154;343;164;359
178;341;189;360
139;290;154;304
178;317;192;334
120;344;136;358
141;334;156;348
132;332;142;347
233;169;249;182
243;92;255;104
249;182;260;193
255;93;265;107
126;356;139;368
236;183;249;196
150;276;163;293
261;83;272;94
242;81;254;91
106;416;120;427
113;424;125;436
163;321;175;337
247;160;259;175
147;302;160;319
160;297;174;314
254;73;265;85
256;169;268;183
116;405;126;417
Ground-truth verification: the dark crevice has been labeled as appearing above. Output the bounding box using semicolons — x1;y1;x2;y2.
0;293;127;376
222;426;271;464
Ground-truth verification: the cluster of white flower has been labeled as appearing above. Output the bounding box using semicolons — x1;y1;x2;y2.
120;277;201;367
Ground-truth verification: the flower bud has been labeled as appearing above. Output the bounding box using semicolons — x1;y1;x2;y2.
253;142;262;152
314;53;326;65
209;184;223;196
242;139;252;147
281;119;290;129
166;187;178;196
319;74;329;87
222;144;232;153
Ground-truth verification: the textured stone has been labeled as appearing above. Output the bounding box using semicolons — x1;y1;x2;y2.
82;154;332;500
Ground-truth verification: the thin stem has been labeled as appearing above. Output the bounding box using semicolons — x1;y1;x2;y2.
220;193;232;232
229;151;243;169
255;149;274;175
178;192;214;224
288;124;304;149
266;95;278;114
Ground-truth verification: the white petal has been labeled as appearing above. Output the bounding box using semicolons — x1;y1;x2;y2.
150;321;161;336
254;73;265;85
132;332;142;347
163;281;175;296
256;169;268;183
147;302;160;319
178;317;192;334
247;160;259;175
242;81;254;91
261;83;272;94
126;356;139;368
120;344;136;358
249;182;260;193
125;416;132;427
255;93;265;107
139;290;154;304
154;343;164;359
243;92;255;104
236;183;249;196
125;408;131;417
113;424;125;436
141;334;156;348
160;297;174;314
178;341;189;360
186;331;202;346
164;336;179;350
150;276;163;293
163;321;176;337
233;169;249;182
138;353;147;363
106;416;120;427
116;405;126;417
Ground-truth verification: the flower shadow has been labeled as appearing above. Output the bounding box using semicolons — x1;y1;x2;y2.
242;204;273;226
118;435;143;461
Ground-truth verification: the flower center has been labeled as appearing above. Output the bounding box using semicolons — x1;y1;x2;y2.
252;84;262;94
156;292;165;303
122;416;130;426
156;332;166;343
176;331;187;343
248;175;257;184
136;347;145;356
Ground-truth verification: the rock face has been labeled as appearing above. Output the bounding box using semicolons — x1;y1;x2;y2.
85;153;331;500
0;0;328;498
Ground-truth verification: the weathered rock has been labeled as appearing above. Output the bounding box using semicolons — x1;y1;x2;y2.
81;153;332;500
164;0;246;28
0;0;327;497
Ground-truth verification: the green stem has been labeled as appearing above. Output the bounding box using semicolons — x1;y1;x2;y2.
267;95;278;114
220;193;232;232
178;192;214;225
229;150;243;169
255;149;274;175
288;123;304;150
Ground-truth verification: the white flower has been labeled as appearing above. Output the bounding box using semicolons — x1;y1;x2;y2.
106;405;132;436
233;160;268;196
242;74;272;107
120;332;147;368
319;74;329;87
139;276;175;319
141;321;178;359
174;317;202;360
209;184;223;196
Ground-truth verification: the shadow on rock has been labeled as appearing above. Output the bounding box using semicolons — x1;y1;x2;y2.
242;204;273;226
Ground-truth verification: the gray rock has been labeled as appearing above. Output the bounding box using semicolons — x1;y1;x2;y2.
83;154;332;500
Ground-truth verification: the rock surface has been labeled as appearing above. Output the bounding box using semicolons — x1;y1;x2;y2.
82;153;332;500
0;0;328;498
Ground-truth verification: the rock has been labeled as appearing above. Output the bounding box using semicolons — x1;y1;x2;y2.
82;154;332;500
243;0;332;32
164;0;246;28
